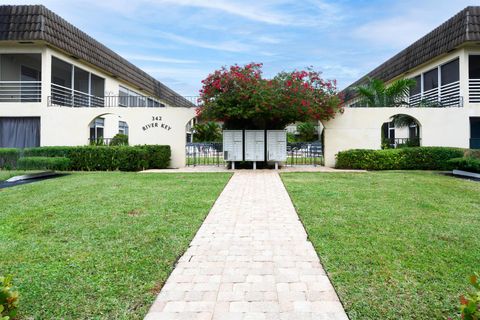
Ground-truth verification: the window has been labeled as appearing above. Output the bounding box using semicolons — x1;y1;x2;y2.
469;55;480;79
51;56;105;107
74;67;89;93
0;117;40;148
441;58;459;85
51;57;72;88
119;85;163;107
119;121;129;135
423;68;438;91
89;117;104;141
410;75;421;96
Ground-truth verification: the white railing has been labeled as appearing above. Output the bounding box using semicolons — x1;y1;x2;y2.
50;83;104;107
408;81;461;107
0;81;41;102
469;79;480;103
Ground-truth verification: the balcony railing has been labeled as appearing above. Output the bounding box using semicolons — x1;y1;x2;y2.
50;83;104;107
408;81;462;107
469;79;480;103
0;81;41;102
48;83;198;108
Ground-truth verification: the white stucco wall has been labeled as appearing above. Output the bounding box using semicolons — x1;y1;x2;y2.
323;105;480;167
0;43;196;168
323;46;480;167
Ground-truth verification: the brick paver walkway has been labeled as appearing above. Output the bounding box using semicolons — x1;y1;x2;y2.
145;171;348;320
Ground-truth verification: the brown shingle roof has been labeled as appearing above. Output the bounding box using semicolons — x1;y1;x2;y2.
343;6;480;100
0;5;195;108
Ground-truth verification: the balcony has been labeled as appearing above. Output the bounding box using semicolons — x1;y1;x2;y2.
408;81;462;107
48;86;198;108
0;53;42;103
0;81;41;102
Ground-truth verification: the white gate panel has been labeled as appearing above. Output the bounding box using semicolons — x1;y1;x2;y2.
267;130;287;161
223;130;243;161
245;130;265;161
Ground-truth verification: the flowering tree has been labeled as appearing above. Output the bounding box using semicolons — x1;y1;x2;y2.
197;63;343;129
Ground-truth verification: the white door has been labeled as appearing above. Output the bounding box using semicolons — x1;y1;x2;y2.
267;130;287;161
245;130;265;161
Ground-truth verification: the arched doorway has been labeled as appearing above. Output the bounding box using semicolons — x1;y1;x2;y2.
88;113;129;145
381;114;421;148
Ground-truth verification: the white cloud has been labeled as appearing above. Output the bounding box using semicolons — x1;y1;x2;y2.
123;54;197;64
155;31;253;53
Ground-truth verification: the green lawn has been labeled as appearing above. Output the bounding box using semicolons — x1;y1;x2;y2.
282;171;480;320
0;172;231;319
0;170;34;181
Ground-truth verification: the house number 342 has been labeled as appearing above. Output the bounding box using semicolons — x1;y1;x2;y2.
152;116;162;121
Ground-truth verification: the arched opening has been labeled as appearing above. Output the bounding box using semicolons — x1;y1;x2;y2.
381;114;421;149
88;113;129;146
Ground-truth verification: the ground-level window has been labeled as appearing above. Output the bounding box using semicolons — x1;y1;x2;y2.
89;117;104;141
119;121;129;135
470;117;480;149
0;117;40;148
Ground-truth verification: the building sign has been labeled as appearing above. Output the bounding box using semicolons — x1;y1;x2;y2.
142;116;172;132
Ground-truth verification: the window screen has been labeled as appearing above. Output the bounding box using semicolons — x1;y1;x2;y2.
423;68;438;91
410;75;421;96
441;59;459;85
469;55;480;79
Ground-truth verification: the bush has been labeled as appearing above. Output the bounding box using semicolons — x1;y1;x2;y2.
0;149;20;170
23;146;77;158
336;147;464;170
0;275;19;320
458;274;480;320
20;145;170;171
448;157;480;174
464;149;480;159
109;134;129;146
17;157;71;171
138;145;171;169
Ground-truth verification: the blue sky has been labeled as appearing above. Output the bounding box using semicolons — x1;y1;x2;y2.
4;0;478;96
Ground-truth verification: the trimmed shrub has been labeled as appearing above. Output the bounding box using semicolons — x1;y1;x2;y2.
17;157;71;171
138;145;171;169
448;157;480;174
21;145;170;171
67;146;147;171
23;146;78;158
464;149;480;159
0;149;20;170
336;147;464;170
109;134;129;146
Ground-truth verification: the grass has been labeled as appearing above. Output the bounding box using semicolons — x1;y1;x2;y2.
0;171;231;319
281;171;480;320
0;170;34;181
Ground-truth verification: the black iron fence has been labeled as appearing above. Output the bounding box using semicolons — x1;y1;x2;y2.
286;142;323;166
186;142;323;167
383;138;421;149
186;142;225;166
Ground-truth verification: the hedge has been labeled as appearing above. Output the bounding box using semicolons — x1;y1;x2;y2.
448;157;480;174
0;148;20;170
17;157;71;171
1;145;171;171
336;147;465;170
464;149;480;160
